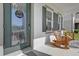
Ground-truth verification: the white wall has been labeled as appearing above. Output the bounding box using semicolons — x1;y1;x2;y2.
0;3;3;56
63;12;72;31
34;3;45;38
34;3;61;38
0;3;3;45
63;7;79;31
31;3;34;48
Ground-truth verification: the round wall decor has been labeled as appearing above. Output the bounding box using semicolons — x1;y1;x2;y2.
15;10;24;18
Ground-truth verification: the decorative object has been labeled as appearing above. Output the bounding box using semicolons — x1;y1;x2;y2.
15;10;24;18
50;31;72;49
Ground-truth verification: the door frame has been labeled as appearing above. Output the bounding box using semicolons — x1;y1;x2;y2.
3;3;32;55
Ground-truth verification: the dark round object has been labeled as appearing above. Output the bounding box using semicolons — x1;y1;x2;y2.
15;10;24;18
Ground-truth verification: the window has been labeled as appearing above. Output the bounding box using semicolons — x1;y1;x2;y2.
53;12;59;30
42;6;53;32
46;10;52;31
42;6;46;32
42;6;63;32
